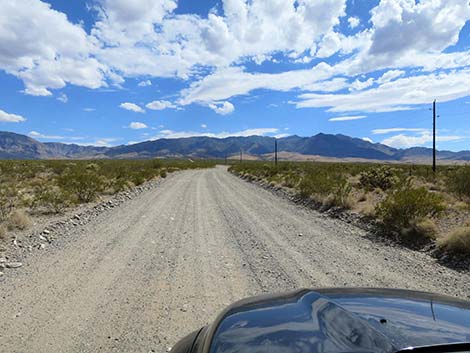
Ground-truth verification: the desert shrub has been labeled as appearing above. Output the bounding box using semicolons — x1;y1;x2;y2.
160;169;167;178
0;224;6;241
111;178;130;193
58;170;106;203
282;171;300;188
86;163;100;172
323;180;353;210
7;209;32;230
298;170;353;209
31;186;71;214
448;166;470;201
298;171;339;198
399;219;438;245
438;227;470;256
0;197;10;223
0;186;18;222
359;166;398;191
376;182;445;233
130;173;146;186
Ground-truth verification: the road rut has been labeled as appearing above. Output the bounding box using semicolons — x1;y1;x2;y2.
1;166;469;353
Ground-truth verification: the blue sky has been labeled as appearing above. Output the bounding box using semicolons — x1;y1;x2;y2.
1;0;470;150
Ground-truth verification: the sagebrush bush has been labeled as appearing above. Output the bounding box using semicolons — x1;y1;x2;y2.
376;182;445;232
160;169;167;178
359;166;398;191
448;166;470;201
438;227;470;256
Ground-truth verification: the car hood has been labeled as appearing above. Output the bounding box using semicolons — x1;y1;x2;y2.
202;288;470;353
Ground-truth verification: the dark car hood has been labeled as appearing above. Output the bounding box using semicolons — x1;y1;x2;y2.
202;288;470;353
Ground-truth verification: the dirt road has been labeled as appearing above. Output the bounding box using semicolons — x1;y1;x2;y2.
1;166;469;353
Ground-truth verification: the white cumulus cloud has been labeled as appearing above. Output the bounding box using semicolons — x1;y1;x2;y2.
348;17;360;29
0;0;106;96
138;80;152;87
146;100;176;110
0;109;26;123
297;70;470;113
0;0;470;121
120;102;145;113
128;122;148;129
208;101;235;115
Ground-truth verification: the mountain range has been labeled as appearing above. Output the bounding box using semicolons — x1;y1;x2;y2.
1;131;469;162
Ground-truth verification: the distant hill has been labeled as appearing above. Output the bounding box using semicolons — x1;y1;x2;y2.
0;131;106;159
1;130;469;162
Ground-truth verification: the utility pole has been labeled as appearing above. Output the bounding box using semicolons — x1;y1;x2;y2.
240;149;242;163
274;138;278;167
433;100;436;173
224;153;227;165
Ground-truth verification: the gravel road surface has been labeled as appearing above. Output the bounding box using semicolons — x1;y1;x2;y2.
1;166;469;353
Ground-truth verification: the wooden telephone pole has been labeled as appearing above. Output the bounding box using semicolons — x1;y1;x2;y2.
240;149;243;163
433;100;436;173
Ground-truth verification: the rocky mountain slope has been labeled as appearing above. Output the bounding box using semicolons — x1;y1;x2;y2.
1;130;469;161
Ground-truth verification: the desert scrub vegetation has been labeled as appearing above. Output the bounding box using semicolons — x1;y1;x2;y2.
375;182;444;245
438;226;470;257
230;161;469;254
0;159;215;240
359;166;398;191
448;166;470;202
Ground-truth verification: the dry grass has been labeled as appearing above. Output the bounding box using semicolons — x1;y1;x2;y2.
400;219;438;244
322;192;353;210
0;224;6;241
357;192;367;202
354;195;377;218
438;226;470;256
7;209;32;230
